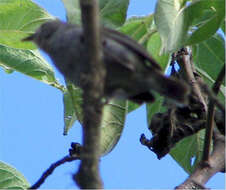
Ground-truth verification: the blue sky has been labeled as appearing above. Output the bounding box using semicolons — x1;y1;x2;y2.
0;0;224;189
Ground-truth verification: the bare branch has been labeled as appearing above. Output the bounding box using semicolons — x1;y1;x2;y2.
176;129;225;189
74;0;104;188
202;64;225;162
30;155;79;189
176;48;207;112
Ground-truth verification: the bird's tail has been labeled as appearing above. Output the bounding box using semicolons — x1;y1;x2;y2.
143;71;190;104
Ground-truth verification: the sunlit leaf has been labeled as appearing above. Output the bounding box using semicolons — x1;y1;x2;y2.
155;0;224;52
0;161;29;189
0;0;54;49
0;44;63;89
154;0;182;52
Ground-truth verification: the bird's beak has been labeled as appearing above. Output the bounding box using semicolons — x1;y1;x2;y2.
22;33;35;41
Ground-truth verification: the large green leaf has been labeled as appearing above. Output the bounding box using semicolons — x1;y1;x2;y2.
63;83;127;156
155;0;224;52
192;34;225;84
100;100;127;155
0;44;63;89
62;0;129;28
170;129;205;174
183;0;224;45
154;0;183;53
0;161;29;189
0;0;54;49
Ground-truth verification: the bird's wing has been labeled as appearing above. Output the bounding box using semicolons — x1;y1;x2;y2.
103;48;136;71
103;27;162;71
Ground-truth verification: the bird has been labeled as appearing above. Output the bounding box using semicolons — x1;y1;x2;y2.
23;20;189;105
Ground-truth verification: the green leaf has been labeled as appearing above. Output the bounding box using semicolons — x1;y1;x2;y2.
66;81;83;122
170;129;205;174
99;0;129;28
0;44;63;90
63;90;78;135
185;0;224;45
120;15;154;43
0;0;54;49
0;161;29;189
154;0;183;52
146;32;170;69
61;0;81;25
63;81;83;135
127;101;140;113
192;34;225;84
100;100;127;155
155;0;224;52
62;0;129;28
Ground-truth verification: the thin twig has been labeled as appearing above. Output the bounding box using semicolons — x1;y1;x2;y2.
202;64;225;162
30;156;79;189
74;0;104;188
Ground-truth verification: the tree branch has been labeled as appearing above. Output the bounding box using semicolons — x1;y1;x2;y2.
74;0;104;188
176;48;207;112
30;155;79;189
175;129;225;189
202;64;225;162
199;82;225;114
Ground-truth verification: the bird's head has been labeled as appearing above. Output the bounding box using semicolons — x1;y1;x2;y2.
22;20;62;50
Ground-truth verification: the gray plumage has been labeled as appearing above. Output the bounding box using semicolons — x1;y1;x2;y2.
23;20;189;104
